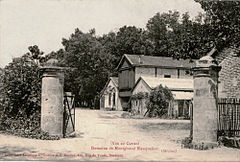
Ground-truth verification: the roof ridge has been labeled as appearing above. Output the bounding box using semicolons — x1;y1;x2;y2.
141;76;193;80
125;54;195;60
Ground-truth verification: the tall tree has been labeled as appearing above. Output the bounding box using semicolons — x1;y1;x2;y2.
114;26;148;55
195;0;240;50
62;28;115;107
98;26;154;68
146;11;215;59
146;11;180;57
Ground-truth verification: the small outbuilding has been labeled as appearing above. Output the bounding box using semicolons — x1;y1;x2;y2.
131;76;193;118
100;77;123;111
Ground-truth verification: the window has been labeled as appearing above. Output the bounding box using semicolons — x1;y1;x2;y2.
113;93;116;106
164;74;171;78
155;67;157;77
109;93;111;106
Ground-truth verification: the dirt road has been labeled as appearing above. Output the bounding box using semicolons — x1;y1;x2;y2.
0;109;239;161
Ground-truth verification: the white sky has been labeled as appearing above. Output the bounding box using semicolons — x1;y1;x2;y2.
0;0;203;67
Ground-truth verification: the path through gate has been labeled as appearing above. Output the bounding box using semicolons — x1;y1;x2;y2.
63;92;75;137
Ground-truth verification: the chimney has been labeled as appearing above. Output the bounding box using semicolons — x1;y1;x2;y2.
138;55;143;64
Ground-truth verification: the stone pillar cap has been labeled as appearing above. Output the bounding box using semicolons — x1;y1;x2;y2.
44;59;61;67
40;59;65;71
196;55;218;68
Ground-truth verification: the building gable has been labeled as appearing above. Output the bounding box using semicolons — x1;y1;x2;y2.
132;78;151;95
117;54;133;70
121;60;131;69
100;77;118;97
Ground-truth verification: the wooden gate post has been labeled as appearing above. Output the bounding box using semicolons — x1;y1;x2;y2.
40;59;64;136
192;55;221;148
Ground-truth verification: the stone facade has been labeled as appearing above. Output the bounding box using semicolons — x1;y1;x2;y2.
40;60;65;136
215;47;240;98
192;55;221;147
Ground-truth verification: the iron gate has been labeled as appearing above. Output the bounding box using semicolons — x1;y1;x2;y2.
63;92;75;137
189;98;240;138
217;98;240;137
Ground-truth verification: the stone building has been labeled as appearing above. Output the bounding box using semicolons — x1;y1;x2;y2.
117;54;195;110
213;47;240;98
100;77;122;111
131;76;193;117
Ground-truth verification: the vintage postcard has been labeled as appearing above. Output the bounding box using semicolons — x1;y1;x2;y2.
0;0;239;161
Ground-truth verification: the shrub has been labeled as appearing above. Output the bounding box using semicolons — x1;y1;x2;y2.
146;85;173;117
130;92;149;100
0;46;60;140
0;54;41;119
0;112;60;140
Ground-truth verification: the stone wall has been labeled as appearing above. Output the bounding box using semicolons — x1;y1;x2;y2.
216;47;240;98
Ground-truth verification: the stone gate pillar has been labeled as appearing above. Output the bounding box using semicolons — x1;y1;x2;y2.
40;59;64;136
192;56;221;147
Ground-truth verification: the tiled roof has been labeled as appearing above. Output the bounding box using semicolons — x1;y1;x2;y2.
124;54;195;68
213;46;240;64
141;76;193;91
110;77;118;87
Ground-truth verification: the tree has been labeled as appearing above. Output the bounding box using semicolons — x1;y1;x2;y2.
114;26;150;56
195;0;240;51
0;45;43;118
146;11;181;57
61;28;115;107
44;49;66;67
146;11;215;59
98;26;154;68
146;85;173;117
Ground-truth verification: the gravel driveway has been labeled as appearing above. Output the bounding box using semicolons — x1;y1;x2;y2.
0;109;239;161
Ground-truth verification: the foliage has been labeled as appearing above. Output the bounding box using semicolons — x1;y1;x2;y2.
44;49;65;66
218;136;240;149
43;4;240;107
195;0;240;50
0;112;60;140
98;26;154;67
131;92;149;100
146;11;215;59
146;85;173;117
61;28;116;107
0;46;42;118
0;46;60;140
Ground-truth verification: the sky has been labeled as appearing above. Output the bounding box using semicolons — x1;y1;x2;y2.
0;0;203;67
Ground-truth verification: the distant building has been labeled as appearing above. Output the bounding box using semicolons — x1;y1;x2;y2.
131;76;193;118
117;54;195;110
213;47;240;98
100;77;122;111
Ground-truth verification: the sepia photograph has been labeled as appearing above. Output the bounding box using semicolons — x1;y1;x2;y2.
0;0;239;161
